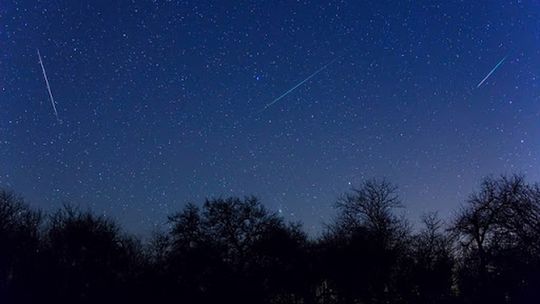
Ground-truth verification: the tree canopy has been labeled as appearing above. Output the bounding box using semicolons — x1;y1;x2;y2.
2;174;540;304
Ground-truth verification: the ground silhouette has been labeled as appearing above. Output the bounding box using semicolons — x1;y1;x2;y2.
1;175;540;304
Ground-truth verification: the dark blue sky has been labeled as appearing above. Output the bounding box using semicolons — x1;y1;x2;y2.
2;0;540;235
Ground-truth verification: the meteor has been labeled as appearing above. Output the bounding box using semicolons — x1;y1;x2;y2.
476;55;507;88
37;49;60;122
260;57;339;113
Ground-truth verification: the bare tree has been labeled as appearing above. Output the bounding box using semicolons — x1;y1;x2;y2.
0;190;42;302
452;174;540;303
452;175;540;268
411;212;454;304
334;179;407;240
322;179;412;304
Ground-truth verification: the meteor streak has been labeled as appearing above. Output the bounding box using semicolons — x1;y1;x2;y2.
476;55;507;88
37;49;60;122
260;57;338;112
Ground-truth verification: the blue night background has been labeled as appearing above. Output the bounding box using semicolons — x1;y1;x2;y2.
2;0;540;235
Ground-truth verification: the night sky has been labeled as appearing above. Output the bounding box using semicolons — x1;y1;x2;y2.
2;1;540;235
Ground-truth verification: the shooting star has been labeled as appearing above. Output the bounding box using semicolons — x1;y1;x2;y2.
260;57;339;113
37;49;60;122
476;55;507;88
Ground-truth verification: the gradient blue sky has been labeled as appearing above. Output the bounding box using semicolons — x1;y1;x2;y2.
2;0;540;235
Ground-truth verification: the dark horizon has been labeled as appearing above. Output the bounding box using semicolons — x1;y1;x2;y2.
2;174;540;303
1;172;534;239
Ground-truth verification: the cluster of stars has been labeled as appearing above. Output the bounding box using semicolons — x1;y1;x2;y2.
1;1;539;235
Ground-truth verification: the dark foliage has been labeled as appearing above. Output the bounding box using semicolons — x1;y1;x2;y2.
1;174;540;303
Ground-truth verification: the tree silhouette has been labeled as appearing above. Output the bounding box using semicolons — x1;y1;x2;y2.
0;190;42;303
319;179;411;304
42;205;143;304
452;174;540;303
162;197;310;303
2;174;540;304
409;212;454;304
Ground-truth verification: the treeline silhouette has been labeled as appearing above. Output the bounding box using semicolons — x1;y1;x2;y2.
2;174;540;304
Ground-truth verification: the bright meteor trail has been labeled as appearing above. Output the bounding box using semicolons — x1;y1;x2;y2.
37;49;60;122
260;57;339;112
476;55;507;88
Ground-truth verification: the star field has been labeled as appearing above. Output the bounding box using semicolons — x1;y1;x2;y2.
1;0;540;235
